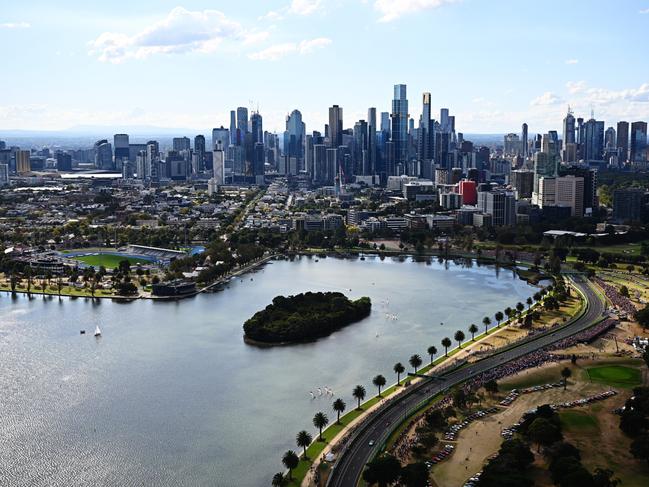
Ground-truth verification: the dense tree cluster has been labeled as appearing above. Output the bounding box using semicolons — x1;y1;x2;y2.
243;292;371;343
619;386;649;466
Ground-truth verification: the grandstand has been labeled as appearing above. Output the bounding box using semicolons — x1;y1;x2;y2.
124;245;188;264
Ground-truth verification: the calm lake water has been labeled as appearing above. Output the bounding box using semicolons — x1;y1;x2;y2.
0;255;536;486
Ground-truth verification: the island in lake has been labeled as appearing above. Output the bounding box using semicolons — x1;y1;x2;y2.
243;291;372;344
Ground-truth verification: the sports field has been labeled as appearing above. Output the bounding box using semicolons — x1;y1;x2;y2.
586;365;642;388
69;253;149;269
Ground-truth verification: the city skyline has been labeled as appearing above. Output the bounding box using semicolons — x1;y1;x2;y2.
2;0;649;134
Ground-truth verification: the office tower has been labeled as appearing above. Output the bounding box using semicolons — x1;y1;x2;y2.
582;118;605;162
15;150;31;174
145;140;159;180
353;120;368;175
541;132;559;158
313;144;327;184
533;176;584;217
563;109;576;147
511;170;534;198
250;112;263;144
0;140;5;150
613;188;645;222
94;140;113;170
0;163;9;186
212;126;230;151
630;121;648;163
477;190;516;226
605;127;616;149
253;142;265;179
305;135;314;176
113;134;129;161
418;93;433;176
284;109;306;166
213;144;225;184
521;123;529;157
617;121;629;163
128;143;146;162
390;84;408;167
458;180;477;205
326;148;338;185
192;135;206;174
367;108;377;176
440;108;449;132
56;152;72;171
236;107;249;136
229;110;237;145
533;151;558;193
328;105;343;148
380;112;390;134
561;165;597;215
171;137;189;152
504;133;521;156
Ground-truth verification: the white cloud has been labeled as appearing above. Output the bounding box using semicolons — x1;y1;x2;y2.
530;92;563;106
289;0;323;16
373;0;458;22
242;31;270;45
566;80;587;94
0;21;30;29
258;10;284;21
565;59;579;65
88;7;245;63
639;8;649;14
248;37;331;61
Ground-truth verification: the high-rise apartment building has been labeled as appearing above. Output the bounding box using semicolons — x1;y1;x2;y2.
630;121;648;163
617;121;629;163
16;150;31;174
328;105;343;148
390;84;409;167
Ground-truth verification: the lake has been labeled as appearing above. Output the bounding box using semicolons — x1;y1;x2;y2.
0;255;537;486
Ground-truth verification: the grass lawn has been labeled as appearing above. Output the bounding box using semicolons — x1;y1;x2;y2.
586;365;642;388
71;254;149;269
560;410;600;433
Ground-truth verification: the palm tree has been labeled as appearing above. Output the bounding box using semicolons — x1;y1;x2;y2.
504;307;513;320
282;450;299;480
427;345;438;364
332;398;346;424
495;311;504;327
373;374;387;397
533;291;542;302
353;385;366;410
526;297;533;309
56;277;63;297
454;330;465;349
296;430;312;459
468;324;478;341
441;337;452;356
482;317;491;335
561;367;572;390
313;412;329;441
409;354;422;373
393;362;405;385
271;472;285;487
516;302;525;315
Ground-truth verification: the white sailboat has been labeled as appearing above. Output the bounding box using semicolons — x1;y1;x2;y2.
94;325;102;337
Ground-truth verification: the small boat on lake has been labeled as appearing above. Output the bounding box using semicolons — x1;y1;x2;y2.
94;325;102;337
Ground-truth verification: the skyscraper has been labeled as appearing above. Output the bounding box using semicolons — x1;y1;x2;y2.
229;110;237;145
250;112;263;144
212;126;230;151
284;109;306;166
563;109;576;146
236;107;249;136
113;134;129;161
390;84;408;168
367;108;377;176
173;137;190;152
193;135;206;174
582;118;605;162
380;112;390;133
521;123;528;157
630;121;648;163
617;121;629;163
418;93;433;177
328;105;343;148
94;140;113;170
15;150;31;174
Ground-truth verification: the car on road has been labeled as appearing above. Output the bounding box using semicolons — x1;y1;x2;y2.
368;440;375;446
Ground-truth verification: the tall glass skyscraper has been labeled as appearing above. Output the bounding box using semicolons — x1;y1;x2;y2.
390;84;408;168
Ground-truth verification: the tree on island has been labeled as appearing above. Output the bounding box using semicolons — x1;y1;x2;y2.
353;385;366;410
296;430;312;459
441;337;452;356
393;362;405;385
561;367;572;390
332;398;346;424
454;330;465;349
482;317;491;335
373;374;387;397
495;311;504;327
281;450;299;480
468;324;478;341
313;412;329;441
427;346;437;364
409;354;423;374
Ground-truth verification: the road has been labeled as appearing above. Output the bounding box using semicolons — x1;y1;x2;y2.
327;276;606;487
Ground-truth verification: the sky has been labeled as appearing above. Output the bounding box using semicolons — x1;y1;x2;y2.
1;0;649;135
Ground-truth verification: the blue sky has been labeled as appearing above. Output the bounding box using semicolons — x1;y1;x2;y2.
1;0;648;134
